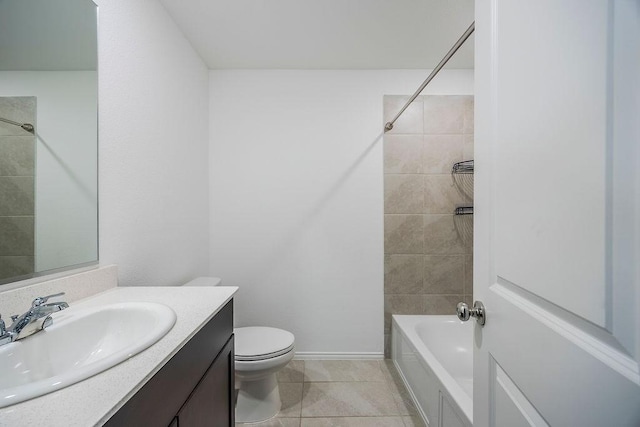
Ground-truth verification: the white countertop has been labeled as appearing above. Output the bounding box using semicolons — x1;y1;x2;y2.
0;286;237;427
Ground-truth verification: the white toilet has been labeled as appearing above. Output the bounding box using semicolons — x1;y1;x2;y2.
183;277;295;424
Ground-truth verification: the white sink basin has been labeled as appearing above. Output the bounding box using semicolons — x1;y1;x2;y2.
0;302;176;408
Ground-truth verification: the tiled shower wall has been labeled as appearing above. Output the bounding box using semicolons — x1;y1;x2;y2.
0;97;36;281
383;95;474;357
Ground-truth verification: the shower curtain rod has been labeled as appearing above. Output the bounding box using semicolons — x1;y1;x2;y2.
384;21;475;132
0;116;34;133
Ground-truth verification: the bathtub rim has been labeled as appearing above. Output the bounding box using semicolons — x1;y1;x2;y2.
392;314;473;424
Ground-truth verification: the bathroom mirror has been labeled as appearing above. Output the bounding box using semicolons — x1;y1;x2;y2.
0;0;98;285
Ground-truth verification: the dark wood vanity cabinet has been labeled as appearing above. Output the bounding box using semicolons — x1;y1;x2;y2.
105;301;234;427
177;337;234;426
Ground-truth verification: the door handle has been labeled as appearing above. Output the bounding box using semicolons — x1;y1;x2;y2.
456;301;486;326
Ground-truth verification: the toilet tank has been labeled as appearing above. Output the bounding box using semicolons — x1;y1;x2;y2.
182;277;236;325
182;277;222;287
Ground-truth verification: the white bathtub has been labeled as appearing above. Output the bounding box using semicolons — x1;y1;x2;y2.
392;315;473;427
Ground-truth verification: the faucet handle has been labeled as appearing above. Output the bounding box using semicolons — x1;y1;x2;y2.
32;292;66;307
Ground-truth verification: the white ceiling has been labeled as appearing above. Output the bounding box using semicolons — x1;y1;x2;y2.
159;0;475;69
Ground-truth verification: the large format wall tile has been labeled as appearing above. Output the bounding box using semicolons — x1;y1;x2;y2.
0;98;36;274
0;256;33;280
384;255;424;294
424;295;463;315
384;95;474;358
423;134;463;174
0;177;35;216
452;173;474;201
423;214;467;254
464;254;473;295
463;133;474;160
384;175;424;214
423;96;466;134
384;135;424;174
0;97;36;136
383;333;391;359
0;217;34;256
463;97;474;134
0;137;35;176
383;96;423;134
423;255;464;294
454;214;474;253
384;295;425;333
424;174;470;214
384;215;423;254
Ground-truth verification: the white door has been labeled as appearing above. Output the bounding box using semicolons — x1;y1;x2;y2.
473;0;640;426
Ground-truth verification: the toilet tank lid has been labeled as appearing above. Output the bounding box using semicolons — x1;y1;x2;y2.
182;277;222;287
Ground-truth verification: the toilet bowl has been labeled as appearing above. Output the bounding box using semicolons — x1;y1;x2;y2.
182;277;295;423
234;326;295;423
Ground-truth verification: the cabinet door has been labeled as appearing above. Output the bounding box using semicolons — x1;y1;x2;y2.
105;301;234;427
178;335;235;427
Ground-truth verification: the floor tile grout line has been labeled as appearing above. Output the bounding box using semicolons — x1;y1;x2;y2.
261;360;425;426
381;363;407;418
382;360;419;419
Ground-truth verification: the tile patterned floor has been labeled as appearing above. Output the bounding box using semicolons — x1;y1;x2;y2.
236;360;427;427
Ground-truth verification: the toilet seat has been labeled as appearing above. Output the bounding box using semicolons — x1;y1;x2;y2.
234;327;295;362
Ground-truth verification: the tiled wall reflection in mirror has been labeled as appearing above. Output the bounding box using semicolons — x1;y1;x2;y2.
0;97;36;281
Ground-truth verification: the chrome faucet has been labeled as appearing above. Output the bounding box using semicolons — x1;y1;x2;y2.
0;292;69;346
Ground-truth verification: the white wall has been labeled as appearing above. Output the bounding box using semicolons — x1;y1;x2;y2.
209;70;473;355
98;0;210;286
0;71;98;272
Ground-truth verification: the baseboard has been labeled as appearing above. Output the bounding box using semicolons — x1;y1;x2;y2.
293;352;384;360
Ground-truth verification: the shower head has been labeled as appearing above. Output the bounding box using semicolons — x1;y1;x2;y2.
0;116;34;133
